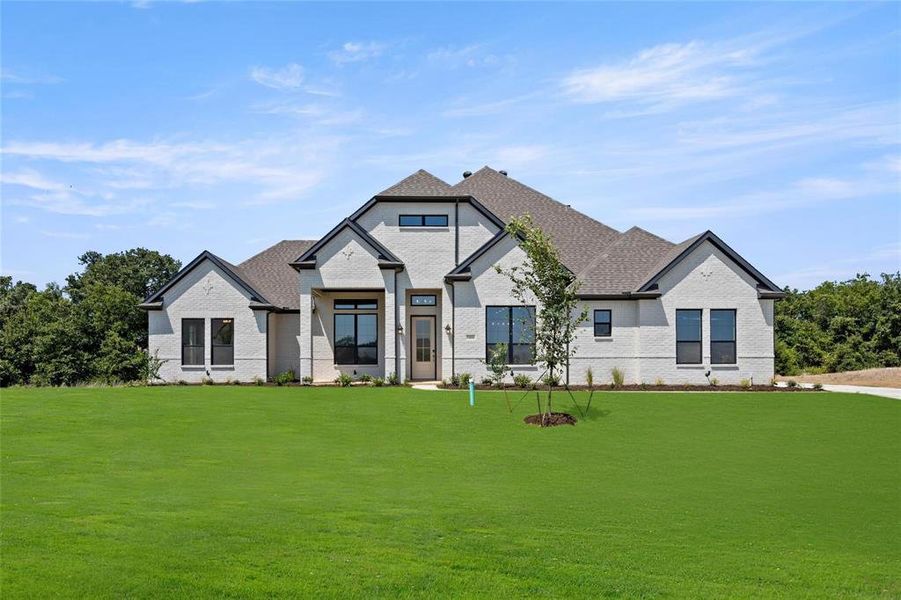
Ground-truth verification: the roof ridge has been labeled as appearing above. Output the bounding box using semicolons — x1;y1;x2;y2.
239;239;318;268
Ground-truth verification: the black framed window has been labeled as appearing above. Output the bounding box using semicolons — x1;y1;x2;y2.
211;318;234;365
181;319;204;366
486;306;535;364
411;294;436;306
594;310;612;337
334;299;377;310
676;309;702;364
334;314;378;365
710;309;736;364
399;214;448;227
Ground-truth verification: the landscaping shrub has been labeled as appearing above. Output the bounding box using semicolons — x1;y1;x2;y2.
513;373;533;389
459;372;472;386
481;377;494;386
176;379;188;386
787;379;798;388
541;373;560;387
335;373;353;387
359;373;372;383
201;376;214;385
449;373;460;387
274;370;295;386
387;371;399;385
709;377;719;387
739;378;752;389
585;367;594;389
655;377;665;386
611;367;624;388
301;376;313;385
252;376;265;386
372;377;385;387
813;382;824;390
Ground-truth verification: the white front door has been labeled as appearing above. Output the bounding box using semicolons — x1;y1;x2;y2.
411;316;435;380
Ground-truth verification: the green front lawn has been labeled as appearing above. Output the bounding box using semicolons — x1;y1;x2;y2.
2;387;899;598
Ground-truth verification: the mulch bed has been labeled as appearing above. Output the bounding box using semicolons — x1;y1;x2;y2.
443;384;817;392
523;412;577;427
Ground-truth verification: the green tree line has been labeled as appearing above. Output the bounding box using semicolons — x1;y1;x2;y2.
775;273;900;375
0;249;181;386
1;247;898;386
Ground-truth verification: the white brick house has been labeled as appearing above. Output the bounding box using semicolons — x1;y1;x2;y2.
142;167;784;385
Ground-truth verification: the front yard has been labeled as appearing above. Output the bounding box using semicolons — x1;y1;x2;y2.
2;386;898;598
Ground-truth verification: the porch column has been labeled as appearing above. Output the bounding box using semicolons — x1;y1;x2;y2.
384;275;396;380
299;281;313;381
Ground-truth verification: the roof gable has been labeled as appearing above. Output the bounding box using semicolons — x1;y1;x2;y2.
238;240;316;310
292;219;404;270
637;230;784;295
142;250;269;306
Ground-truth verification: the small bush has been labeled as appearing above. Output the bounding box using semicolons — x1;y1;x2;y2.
611;367;624;388
769;376;778;387
274;370;295;386
739;378;752;389
639;382;650;390
480;377;494;386
513;373;533;389
176;379;188;386
359;373;372;383
229;378;242;385
335;373;353;387
787;379;798;388
301;375;313;385
542;373;560;387
655;377;664;386
372;377;385;387
459;372;472;387
252;376;265;386
387;371;399;386
201;376;214;386
709;377;719;387
812;382;823;390
586;367;594;389
449;373;461;387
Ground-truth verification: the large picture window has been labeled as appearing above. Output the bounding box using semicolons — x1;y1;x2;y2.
182;319;204;366
710;309;736;364
334;314;378;365
211;318;234;365
486;306;535;364
676;309;702;364
594;310;612;337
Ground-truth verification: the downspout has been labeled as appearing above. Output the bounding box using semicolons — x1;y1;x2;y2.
454;198;460;266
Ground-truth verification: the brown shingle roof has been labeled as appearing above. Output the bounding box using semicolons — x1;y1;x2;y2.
450;167;624;283
238;240;316;310
575;226;677;295
376;169;453;196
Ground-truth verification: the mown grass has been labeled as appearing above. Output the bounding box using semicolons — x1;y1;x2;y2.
2;386;899;598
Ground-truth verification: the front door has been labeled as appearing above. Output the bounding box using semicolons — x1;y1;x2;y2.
411;316;436;380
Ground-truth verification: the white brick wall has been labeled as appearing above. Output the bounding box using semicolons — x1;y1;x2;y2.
148;259;267;383
635;241;775;385
268;312;300;379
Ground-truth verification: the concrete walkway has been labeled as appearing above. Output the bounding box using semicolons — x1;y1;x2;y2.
777;382;901;400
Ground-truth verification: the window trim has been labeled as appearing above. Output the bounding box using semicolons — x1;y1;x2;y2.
410;294;437;306
710;308;737;365
675;309;703;365
485;305;536;365
398;214;449;227
210;317;235;366
333;312;378;365
181;318;205;366
593;309;612;337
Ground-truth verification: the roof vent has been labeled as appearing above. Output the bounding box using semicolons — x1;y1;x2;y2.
499;170;508;176
462;171;472;178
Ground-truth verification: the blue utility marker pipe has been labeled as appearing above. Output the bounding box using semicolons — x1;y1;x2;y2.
469;381;475;406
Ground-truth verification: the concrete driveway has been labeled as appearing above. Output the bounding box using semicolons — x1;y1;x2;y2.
777;382;901;400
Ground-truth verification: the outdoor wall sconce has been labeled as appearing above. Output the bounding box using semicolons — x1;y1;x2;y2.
444;324;452;335
396;324;404;334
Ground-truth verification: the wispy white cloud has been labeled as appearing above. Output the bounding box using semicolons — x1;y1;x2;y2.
328;41;386;65
1;68;64;85
562;41;746;107
251;101;363;126
441;93;539;118
426;44;510;69
249;63;304;90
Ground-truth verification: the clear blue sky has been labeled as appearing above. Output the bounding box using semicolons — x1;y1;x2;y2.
2;1;898;290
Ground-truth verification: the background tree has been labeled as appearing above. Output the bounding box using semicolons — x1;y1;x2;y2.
496;216;588;420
